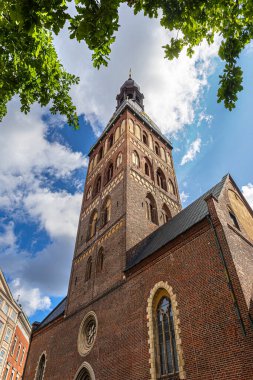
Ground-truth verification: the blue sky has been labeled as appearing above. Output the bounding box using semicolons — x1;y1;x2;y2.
0;4;253;324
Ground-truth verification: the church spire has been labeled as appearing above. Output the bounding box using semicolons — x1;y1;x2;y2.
116;73;144;111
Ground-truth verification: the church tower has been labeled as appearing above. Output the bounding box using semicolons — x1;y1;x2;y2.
65;75;181;316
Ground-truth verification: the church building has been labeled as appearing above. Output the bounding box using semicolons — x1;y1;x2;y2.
24;76;253;380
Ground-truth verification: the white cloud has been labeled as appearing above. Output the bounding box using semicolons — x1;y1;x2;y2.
242;183;253;209
180;138;202;165
54;4;219;136
11;278;51;317
180;191;189;205
0;222;16;248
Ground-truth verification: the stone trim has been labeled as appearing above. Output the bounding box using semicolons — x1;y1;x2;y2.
73;361;96;380
77;311;98;357
34;351;47;380
146;281;186;380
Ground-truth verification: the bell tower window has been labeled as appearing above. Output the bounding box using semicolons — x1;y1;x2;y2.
105;163;113;184
88;210;98;240
145;193;158;224
157;169;167;191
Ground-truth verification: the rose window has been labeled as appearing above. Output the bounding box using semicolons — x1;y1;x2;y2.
78;311;98;356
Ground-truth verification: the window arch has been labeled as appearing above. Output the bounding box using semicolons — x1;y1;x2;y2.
144;157;153;179
157;169;167;191
105;162;113;184
143;131;148;145
128;118;134;133
115;126;120;141
121;119;126;133
88;158;94;174
154;142;160;156
145;193;158;224
168;179;175;195
147;282;185;380
85;257;92;281
96;247;104;273
108;134;114;149
74;362;96;380
76;368;91;380
88;210;98;240
35;353;46;380
161;204;171;224
116;152;123;168
93;175;101;197
86;186;92;200
132;151;140;168
135;124;141;140
97;146;103;162
160;146;166;161
101;197;111;226
149;134;154;150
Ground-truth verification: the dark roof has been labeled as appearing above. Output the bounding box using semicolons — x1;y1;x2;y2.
36;297;67;331
126;175;228;271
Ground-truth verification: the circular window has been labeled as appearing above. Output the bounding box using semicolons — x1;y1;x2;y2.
78;312;98;356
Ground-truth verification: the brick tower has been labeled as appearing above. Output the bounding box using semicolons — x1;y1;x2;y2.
66;74;181;316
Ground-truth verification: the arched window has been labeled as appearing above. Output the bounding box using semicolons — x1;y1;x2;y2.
85;257;92;281
116;152;123;168
93;175;101;197
135;124;141;140
149;134;154;150
161;204;171;224
143;131;148;145
166;151;172;166
128;118;134;133
35;354;46;380
145;193;158;224
76;368;91;380
157;169;167;191
144;157;153;179
156;296;179;377
98;146;103;162
101;197;111;226
88;158;94;174
168;179;175;195
132;151;140;168
115;126;120;141
88;210;98;239
86;186;92;200
108;134;114;149
155;142;160;156
121;119;126;133
105;163;113;184
160;146;166;161
96;247;104;273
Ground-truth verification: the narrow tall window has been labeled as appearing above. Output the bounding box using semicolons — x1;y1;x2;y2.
108;134;114;149
20;348;25;365
145;193;158;224
96;248;104;274
132;151;140;168
88;210;98;240
85;257;92;281
143;131;148;145
4;327;12;343
16;344;21;361
36;354;46;380
161;204;171;224
93;175;101;197
2;366;9;380
116;152;123;168
229;211;240;230
168;180;175;195
155;142;160;156
157;169;167;191
106;163;113;183
11;336;17;356
135;124;141;140
98;146;103;162
156;296;179;378
86;186;92;200
101;198;111;226
115;126;120;141
160;147;166;161
144;158;153;179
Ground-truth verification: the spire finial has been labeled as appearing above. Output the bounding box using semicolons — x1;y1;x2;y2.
129;68;132;79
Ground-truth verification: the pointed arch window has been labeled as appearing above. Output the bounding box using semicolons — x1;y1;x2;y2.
85;257;92;281
86;186;92;200
108;134;114;149
98;146;103;162
115;126;120;141
88;210;98;240
88;158;94;174
160;147;166;161
144;157;153;179
157;169;167;191
76;368;91;380
93;175;101;197
105;163;113;184
132;151;140;168
96;247;104;273
143;131;148;146
161;204;171;224
145;193;158;224
35;354;46;380
155;142;160;156
101;197;111;226
116;152;123;168
135;124;141;140
156;296;179;378
168;179;175;195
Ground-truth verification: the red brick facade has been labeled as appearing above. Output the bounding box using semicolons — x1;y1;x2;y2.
24;80;253;380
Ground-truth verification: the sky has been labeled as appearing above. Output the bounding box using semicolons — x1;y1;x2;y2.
0;4;253;324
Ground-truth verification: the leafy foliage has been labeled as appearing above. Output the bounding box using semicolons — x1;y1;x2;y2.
1;0;253;127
